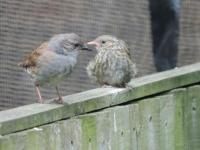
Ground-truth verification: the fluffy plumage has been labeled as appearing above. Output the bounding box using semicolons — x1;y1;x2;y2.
87;35;137;87
19;33;90;103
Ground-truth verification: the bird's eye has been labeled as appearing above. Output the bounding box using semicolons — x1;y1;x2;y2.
101;41;106;44
74;43;80;47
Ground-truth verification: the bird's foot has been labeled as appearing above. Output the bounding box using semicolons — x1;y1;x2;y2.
53;97;63;104
126;84;134;90
37;99;44;103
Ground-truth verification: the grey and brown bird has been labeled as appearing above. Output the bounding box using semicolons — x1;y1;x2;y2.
86;35;137;87
19;33;91;103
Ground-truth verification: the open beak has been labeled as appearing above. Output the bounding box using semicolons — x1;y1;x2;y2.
81;43;93;51
87;40;100;48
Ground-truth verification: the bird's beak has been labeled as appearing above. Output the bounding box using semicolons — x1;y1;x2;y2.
81;43;93;51
87;40;100;48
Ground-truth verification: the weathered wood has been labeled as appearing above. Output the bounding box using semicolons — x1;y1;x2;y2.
26;128;45;150
0;133;27;150
79;105;136;150
96;110;113;150
137;89;187;150
184;85;200;150
129;104;140;150
137;96;165;150
0;119;83;150
107;106;131;150
159;94;176;150
0;63;200;135
171;89;186;150
0;85;200;150
60;119;82;150
80;115;97;150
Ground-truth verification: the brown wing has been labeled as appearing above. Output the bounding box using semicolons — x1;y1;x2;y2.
19;42;48;69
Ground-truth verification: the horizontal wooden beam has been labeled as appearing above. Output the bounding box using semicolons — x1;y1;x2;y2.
1;63;200;135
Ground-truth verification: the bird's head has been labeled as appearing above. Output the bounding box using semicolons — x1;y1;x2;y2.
87;35;121;51
49;33;92;55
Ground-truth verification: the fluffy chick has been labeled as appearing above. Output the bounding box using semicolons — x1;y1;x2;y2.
87;35;137;87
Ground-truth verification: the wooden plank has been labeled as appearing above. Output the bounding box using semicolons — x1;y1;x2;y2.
159;94;176;150
95;110;113;150
78;105;134;150
60;119;82;150
79;115;97;150
158;89;187;150
26;128;45;150
171;89;186;150
129;103;140;150
1;63;200;135
184;85;200;150
0;133;27;150
137;96;164;150
137;89;187;150
0;86;199;149
0;119;83;150
109;106;131;150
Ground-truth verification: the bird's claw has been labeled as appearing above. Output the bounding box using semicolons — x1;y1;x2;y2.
53;97;63;104
126;84;134;90
37;99;44;103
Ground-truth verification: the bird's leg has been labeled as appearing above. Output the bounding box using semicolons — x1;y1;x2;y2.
55;86;63;104
125;83;134;90
35;85;43;103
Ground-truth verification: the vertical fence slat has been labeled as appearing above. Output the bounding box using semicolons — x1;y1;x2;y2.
184;85;200;150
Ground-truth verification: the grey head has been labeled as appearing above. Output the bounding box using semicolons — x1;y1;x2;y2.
87;35;127;51
48;33;91;55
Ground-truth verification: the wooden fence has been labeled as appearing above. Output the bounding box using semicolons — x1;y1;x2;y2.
0;63;200;150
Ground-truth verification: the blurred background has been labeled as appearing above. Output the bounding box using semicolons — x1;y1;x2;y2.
0;0;200;111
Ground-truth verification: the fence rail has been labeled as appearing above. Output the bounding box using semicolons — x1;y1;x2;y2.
0;63;200;150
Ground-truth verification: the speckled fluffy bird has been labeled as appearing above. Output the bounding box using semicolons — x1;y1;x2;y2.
87;35;137;87
19;33;90;103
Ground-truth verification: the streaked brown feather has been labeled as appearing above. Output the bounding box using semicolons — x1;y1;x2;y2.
19;42;48;69
87;35;137;87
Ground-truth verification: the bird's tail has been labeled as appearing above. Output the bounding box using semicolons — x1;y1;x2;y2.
18;61;28;68
18;59;33;70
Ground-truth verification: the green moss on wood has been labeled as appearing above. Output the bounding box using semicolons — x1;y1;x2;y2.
184;85;200;150
1;63;200;135
80;115;97;150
